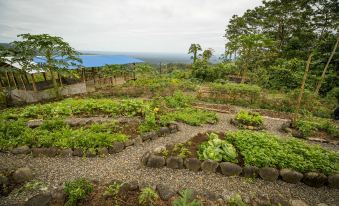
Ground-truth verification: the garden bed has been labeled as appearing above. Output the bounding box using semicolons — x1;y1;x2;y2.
230;110;265;130
141;131;339;188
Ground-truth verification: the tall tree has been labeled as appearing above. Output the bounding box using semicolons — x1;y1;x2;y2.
202;48;214;62
11;34;81;94
188;44;202;64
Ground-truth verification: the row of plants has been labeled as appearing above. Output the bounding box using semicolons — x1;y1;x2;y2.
160;131;338;175
289;118;338;139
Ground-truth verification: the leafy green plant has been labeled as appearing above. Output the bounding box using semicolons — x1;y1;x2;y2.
292;119;338;138
173;143;191;158
226;131;339;174
160;108;218;126
235;111;263;127
172;189;201;206
139;110;159;133
103;182;123;205
138;187;159;206
227;194;247;206
64;178;93;206
164;91;194;108
15;180;47;196
198;133;238;163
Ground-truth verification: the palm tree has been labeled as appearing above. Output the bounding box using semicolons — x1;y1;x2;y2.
202;48;214;61
188;44;202;63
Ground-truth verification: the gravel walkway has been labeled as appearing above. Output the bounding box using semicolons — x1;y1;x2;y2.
0;113;338;205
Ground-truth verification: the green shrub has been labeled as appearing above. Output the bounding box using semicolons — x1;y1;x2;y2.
292;119;338;138
227;194;247;206
173;143;191;158
138;187;159;206
64;178;93;206
198;133;238;163
164;91;194;108
160;108;218;126
226;131;339;174
172;189;201;206
139;110;159;133
235;111;263;127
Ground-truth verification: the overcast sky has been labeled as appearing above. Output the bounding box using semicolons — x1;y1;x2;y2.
0;0;262;54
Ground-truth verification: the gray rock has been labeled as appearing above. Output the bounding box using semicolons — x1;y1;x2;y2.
43;147;59;157
153;146;166;155
243;165;259;178
108;142;125;154
280;169;303;184
0;174;8;186
85;150;97;157
302;172;327;188
31;147;46;157
289;199;309;206
126;181;139;191
184;158;201;172
140;152;152;166
97;148;109;156
11;146;30;155
24;193;52;206
146;155;166;168
259;167;279;181
220;162;242;176
124;139;134;147
166;156;184;169
141;131;158;141
328;174;339;189
292;130;304;138
168;122;179;133
201;160;218;173
270;194;289;206
202;191;219;201
64;118;86;127
59;148;73;157
13;167;33;184
134;136;143;145
72;148;83;157
51;188;65;205
156;184;176;201
252;194;271;206
26;119;43;128
158;127;171;136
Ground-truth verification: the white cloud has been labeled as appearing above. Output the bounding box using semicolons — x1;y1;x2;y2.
0;0;262;54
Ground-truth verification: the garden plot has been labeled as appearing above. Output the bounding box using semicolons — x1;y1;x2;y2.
142;131;339;188
0;96;217;157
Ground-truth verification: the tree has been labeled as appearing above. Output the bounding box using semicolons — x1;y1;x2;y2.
202;48;214;62
11;34;81;93
188;44;202;64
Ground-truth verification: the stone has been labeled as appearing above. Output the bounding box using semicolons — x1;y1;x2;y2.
59;148;73;157
31;147;46;157
134;136;143;145
281;121;291;132
51;188;65;205
156;184;176;201
13;167;33;184
97;148;109;156
289;199;309;206
146;155;166;168
166;156;184;169
24;193;52;206
140;152;152;166
220;162;242;176
302;172;327;188
243;166;259;178
280;169;303;184
328;174;339;189
85;150;97;157
158;127;171;136
124;139;134;147
252;194;271;206
126;181;139;191
72;148;83;157
141;131;158;141
64;118;86;127
26;119;43;128
43;147;59;157
108;142;125;154
0;174;8;186
139;182;156;190
168;123;178;133
317;204;328;206
11;145;30;155
292;130;304;139
201;160;218;173
202;191;219;201
153;146;166;155
259;167;279;181
270;194;288;206
184;158;201;172
221;190;236;202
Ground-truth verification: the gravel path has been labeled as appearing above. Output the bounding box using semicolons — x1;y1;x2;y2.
0;113;338;205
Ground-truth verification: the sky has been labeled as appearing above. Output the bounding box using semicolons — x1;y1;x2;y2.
0;0;262;54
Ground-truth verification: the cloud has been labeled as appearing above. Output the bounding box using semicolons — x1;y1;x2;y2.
0;0;262;54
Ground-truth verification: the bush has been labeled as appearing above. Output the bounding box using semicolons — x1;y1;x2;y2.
226;131;339;174
172;189;201;206
292;119;338;138
235;111;263;127
138;187;159;206
64;178;93;206
198;133;238;163
164;91;194;109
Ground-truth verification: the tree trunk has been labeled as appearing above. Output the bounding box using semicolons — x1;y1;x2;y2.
50;70;59;96
314;35;339;94
296;52;313;112
31;74;37;92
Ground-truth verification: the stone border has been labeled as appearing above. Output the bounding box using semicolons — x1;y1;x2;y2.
4;123;179;158
140;152;339;189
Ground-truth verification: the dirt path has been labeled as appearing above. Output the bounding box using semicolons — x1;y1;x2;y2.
0;113;338;205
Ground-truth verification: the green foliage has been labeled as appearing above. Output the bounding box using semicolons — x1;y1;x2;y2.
64;178;93;206
160;108;218;126
15;180;46;196
138;187;159;206
227;194;247;206
235;111;263;127
103;182;122;201
226;131;339;174
198;133;238;163
164;91;194;109
172;189;201;206
292;119;338;138
139;109;159;133
192;62;237;82
173;143;191;158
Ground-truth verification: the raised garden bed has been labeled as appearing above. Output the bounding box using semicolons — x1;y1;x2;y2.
230;110;265;130
141;131;339;188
